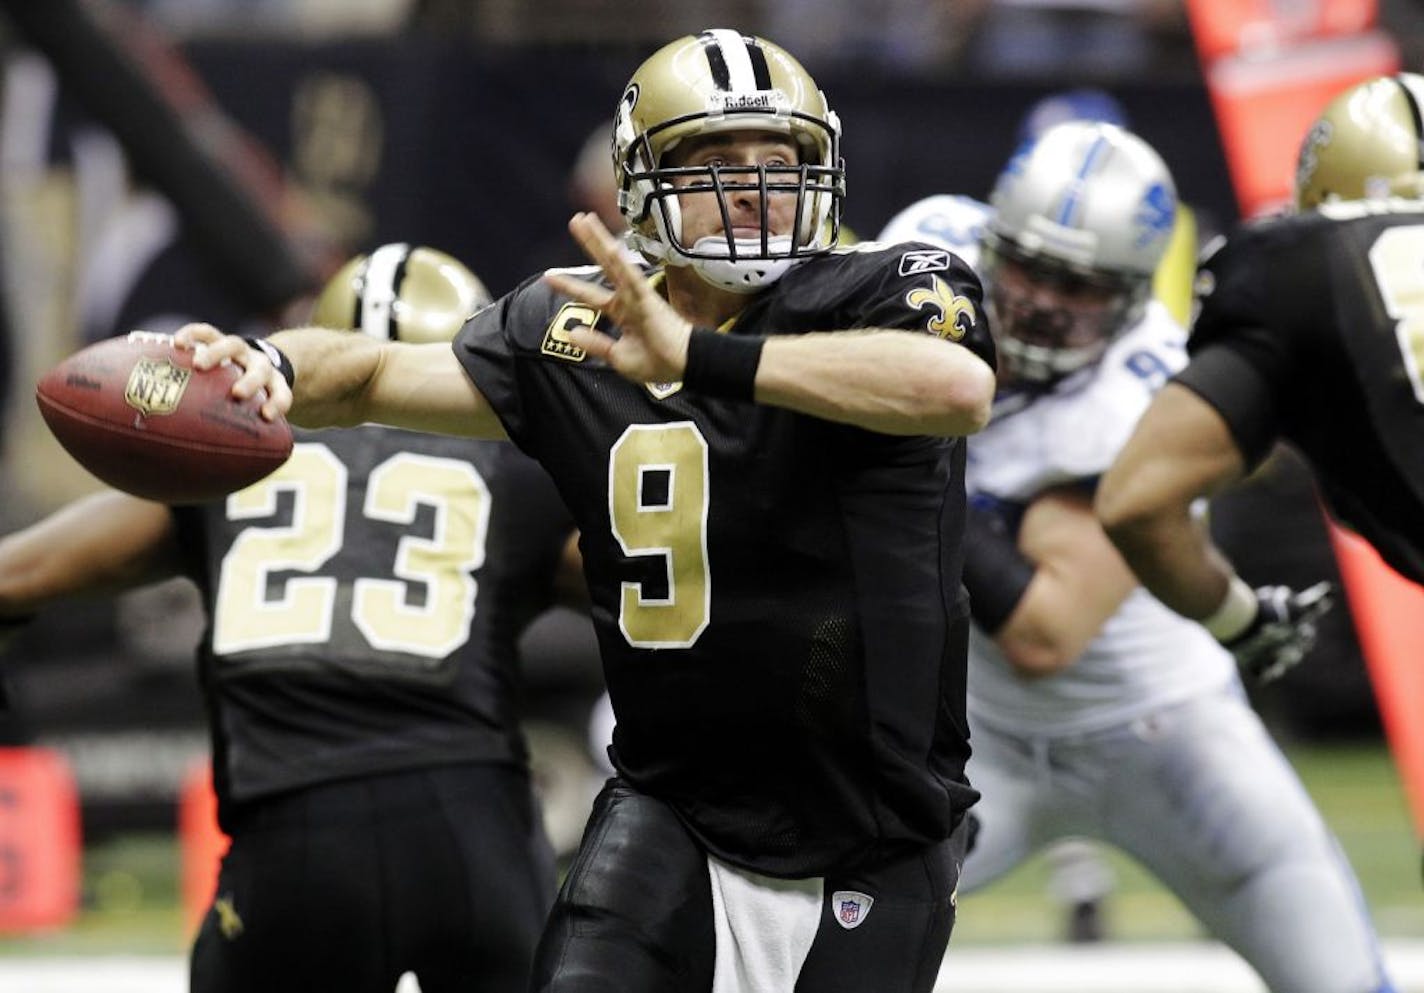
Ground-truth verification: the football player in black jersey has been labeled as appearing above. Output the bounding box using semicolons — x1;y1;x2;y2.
180;28;997;993
0;245;577;993
1097;75;1424;683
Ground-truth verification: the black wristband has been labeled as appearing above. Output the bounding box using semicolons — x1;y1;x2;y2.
243;336;296;390
961;503;1035;635
682;327;765;401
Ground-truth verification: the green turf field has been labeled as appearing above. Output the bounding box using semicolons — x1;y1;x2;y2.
952;740;1423;945
0;739;1418;957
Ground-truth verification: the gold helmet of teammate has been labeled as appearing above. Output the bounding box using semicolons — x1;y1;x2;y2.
612;28;844;293
1295;72;1424;210
310;243;491;343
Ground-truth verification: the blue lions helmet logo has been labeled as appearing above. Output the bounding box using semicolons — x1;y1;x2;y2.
1134;182;1176;249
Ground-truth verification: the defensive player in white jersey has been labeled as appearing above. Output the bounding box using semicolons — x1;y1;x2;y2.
879;122;1394;993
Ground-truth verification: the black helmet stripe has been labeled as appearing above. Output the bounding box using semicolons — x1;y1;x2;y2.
361;242;412;341
697;29;768;92
744;37;772;90
698;31;731;90
349;258;367;331
391;251;411;329
1394;74;1424;170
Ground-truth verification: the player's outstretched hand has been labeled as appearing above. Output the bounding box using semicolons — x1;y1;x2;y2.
542;212;693;385
176;323;292;422
1222;581;1334;685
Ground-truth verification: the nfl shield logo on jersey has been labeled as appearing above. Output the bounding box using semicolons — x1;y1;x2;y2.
831;890;874;930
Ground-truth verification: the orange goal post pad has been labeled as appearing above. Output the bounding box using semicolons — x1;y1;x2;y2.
178;760;229;937
0;746;81;932
1327;523;1424;844
1201;31;1400;217
1186;0;1381;64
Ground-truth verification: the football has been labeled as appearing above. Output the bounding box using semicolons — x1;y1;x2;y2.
35;331;293;504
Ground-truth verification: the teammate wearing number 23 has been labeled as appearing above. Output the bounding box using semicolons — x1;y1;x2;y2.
0;246;576;993
185;247;576;993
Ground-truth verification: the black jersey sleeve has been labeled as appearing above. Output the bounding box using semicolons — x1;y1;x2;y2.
1173;345;1278;467
1176;227;1291;467
801;242;997;370
451;274;545;445
454;268;622;453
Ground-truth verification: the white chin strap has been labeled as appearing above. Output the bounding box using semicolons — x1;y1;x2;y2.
631;185;807;293
682;235;800;294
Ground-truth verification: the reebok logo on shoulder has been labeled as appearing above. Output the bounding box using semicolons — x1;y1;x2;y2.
898;250;950;276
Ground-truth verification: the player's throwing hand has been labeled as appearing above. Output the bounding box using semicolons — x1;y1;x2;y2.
177;322;294;422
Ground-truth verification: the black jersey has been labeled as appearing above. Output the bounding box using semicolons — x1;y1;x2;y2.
1178;201;1424;585
455;243;994;876
172;426;573;828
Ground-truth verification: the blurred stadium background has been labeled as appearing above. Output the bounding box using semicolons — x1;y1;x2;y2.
0;0;1421;990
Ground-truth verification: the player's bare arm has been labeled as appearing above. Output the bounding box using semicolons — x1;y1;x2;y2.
1095;382;1246;618
178;323;506;439
755;330;994;437
995;487;1138;677
545;212;995;437
0;491;180;618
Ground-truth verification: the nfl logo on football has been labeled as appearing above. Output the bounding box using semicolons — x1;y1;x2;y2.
125;358;191;417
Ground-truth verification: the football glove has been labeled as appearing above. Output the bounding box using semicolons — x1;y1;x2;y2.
1220;581;1334;685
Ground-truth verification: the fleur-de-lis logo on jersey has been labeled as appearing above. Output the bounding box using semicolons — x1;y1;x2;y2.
906;276;977;341
213;894;245;940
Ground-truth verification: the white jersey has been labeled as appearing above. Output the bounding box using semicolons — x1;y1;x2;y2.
877;199;1392;993
878;196;1238;737
878;194;988;266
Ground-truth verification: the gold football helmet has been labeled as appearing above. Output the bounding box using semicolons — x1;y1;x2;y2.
310;243;490;343
613;28;844;293
1295;72;1424;210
